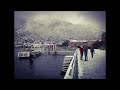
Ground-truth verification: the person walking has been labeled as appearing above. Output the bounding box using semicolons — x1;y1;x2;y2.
90;46;95;58
79;46;84;60
83;45;88;61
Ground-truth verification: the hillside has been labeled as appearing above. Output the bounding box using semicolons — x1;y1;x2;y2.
14;19;104;43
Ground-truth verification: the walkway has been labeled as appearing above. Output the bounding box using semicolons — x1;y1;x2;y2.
78;49;106;79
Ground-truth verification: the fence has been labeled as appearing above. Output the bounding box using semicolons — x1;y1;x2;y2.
64;48;83;79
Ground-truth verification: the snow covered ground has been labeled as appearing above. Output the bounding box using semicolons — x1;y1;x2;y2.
79;49;106;79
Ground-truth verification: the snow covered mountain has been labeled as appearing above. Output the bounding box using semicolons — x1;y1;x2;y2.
14;19;104;42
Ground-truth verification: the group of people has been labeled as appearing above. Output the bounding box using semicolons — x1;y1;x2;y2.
78;45;95;61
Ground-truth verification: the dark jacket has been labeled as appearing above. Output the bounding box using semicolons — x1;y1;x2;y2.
90;47;95;53
83;46;88;54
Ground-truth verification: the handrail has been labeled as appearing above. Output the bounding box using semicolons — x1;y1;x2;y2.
64;49;77;79
63;48;83;79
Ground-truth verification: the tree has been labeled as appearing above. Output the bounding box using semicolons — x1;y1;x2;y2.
102;32;106;42
62;40;70;46
101;32;106;49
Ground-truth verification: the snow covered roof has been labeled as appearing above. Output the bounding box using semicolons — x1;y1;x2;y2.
77;40;87;42
69;40;98;42
70;40;79;42
80;40;87;42
88;40;97;41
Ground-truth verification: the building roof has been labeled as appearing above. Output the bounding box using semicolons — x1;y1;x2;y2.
70;40;79;42
70;40;88;42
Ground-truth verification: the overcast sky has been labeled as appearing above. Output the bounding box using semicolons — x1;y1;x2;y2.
15;11;106;30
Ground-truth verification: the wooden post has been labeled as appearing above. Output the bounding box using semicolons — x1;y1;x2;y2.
54;44;57;55
53;44;54;54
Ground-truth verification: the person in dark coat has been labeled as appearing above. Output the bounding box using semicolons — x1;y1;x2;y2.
83;45;88;61
90;46;95;58
79;46;84;60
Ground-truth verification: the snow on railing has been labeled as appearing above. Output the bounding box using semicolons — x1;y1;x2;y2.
64;48;83;79
64;49;77;79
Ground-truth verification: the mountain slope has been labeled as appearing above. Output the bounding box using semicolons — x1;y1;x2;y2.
14;19;104;42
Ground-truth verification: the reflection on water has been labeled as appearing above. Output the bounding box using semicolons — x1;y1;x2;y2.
28;59;35;77
29;59;33;65
14;48;74;79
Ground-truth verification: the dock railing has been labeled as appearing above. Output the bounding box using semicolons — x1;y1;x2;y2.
64;48;83;79
64;49;77;79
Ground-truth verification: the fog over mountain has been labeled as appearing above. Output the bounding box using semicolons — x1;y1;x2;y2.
14;11;105;42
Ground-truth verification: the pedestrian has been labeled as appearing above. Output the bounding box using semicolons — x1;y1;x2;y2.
90;46;95;58
83;45;88;61
79;46;84;60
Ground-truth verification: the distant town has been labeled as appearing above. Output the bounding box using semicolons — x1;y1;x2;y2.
14;31;106;50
